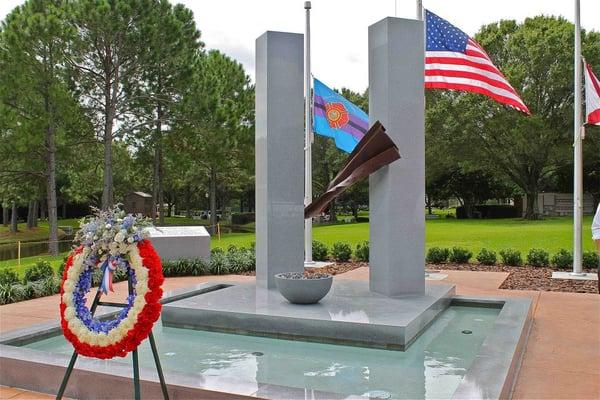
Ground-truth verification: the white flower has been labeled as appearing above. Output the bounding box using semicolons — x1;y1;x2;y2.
114;232;125;243
106;224;112;229
127;237;134;244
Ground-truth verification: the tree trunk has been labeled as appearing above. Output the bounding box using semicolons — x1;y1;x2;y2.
2;204;8;226
329;199;337;222
27;201;34;229
352;205;359;220
40;201;46;220
209;168;217;234
523;192;539;220
32;201;38;227
45;125;59;255
101;58;118;210
185;186;192;218
10;201;18;233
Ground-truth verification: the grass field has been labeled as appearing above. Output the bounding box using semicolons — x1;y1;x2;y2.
211;216;597;254
1;216;596;277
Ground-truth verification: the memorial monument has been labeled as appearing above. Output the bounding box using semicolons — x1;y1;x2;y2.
162;16;455;351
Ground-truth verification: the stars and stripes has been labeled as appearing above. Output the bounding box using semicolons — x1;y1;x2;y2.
584;61;600;126
425;10;530;114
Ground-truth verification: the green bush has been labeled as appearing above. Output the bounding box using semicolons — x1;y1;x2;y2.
23;261;54;283
227;248;255;273
426;247;450;264
582;251;599;269
476;248;497;265
449;247;472;263
0;268;20;285
331;242;352;262
0;283;26;305
527;248;550;267
355;241;369;262
210;251;230;275
499;249;522;266
551;249;573;270
312;241;329;261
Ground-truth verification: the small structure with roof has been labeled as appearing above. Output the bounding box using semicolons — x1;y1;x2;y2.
124;191;153;216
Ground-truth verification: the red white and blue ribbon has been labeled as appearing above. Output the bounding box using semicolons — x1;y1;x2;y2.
99;258;118;294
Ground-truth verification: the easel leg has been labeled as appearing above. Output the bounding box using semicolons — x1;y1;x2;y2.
55;351;78;400
56;285;104;399
133;349;141;400
148;331;169;399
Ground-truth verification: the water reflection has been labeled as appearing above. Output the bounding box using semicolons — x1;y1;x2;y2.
24;306;499;399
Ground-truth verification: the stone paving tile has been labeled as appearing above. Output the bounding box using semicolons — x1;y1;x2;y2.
0;267;598;400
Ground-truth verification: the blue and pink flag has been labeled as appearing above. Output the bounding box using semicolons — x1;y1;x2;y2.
313;78;369;153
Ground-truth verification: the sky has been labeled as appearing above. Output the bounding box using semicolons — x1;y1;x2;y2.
1;0;598;92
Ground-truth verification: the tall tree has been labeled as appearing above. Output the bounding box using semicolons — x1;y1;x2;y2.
130;1;202;224
426;16;600;219
68;0;151;209
176;50;254;232
0;0;85;254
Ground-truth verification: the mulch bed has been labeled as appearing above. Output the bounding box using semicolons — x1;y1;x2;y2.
242;262;599;294
429;263;599;294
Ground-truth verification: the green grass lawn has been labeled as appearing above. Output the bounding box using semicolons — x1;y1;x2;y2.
211;216;597;255
1;216;595;276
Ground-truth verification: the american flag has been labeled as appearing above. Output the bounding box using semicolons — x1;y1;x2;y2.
425;10;530;114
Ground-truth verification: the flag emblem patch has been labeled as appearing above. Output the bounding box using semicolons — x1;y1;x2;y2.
325;103;349;129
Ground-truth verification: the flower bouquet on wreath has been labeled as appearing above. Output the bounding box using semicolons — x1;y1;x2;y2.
60;206;164;359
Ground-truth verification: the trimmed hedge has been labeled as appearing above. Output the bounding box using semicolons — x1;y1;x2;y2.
551;249;573;270
499;249;523;266
231;212;255;225
449;247;472;263
527;248;550;267
312;241;329;261
355;241;369;262
476;248;497;265
456;205;519;219
426;247;450;264
332;242;352;262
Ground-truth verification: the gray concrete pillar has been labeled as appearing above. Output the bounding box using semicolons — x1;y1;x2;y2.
255;31;305;289
368;17;425;296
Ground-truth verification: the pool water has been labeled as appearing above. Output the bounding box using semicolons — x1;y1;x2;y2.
24;305;500;399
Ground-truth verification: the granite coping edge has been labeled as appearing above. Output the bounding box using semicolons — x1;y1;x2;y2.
450;295;533;400
0;281;231;345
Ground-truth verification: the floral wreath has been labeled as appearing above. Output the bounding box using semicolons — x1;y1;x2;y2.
60;207;164;359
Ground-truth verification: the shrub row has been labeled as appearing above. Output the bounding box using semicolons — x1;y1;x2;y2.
0;246;257;305
311;240;370;262
426;246;599;268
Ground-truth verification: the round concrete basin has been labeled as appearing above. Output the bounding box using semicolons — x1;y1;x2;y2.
274;273;333;304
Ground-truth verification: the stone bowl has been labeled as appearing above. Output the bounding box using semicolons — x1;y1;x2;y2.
274;272;333;304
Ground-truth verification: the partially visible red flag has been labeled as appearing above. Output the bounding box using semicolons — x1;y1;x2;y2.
585;61;600;125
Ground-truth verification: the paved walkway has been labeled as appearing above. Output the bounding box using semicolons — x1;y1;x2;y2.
1;269;599;399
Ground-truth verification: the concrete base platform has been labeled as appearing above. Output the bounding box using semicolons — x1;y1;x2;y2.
162;280;455;350
552;271;598;281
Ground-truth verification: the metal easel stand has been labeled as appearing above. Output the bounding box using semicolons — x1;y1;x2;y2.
56;269;169;400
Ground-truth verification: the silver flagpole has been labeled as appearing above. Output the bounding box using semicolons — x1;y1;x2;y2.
304;1;314;266
416;0;423;20
572;0;584;276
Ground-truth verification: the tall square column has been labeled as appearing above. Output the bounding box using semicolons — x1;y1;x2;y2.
368;18;425;296
255;31;305;289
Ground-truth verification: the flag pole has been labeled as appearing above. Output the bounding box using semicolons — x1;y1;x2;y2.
572;0;585;276
304;1;314;266
416;0;423;20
